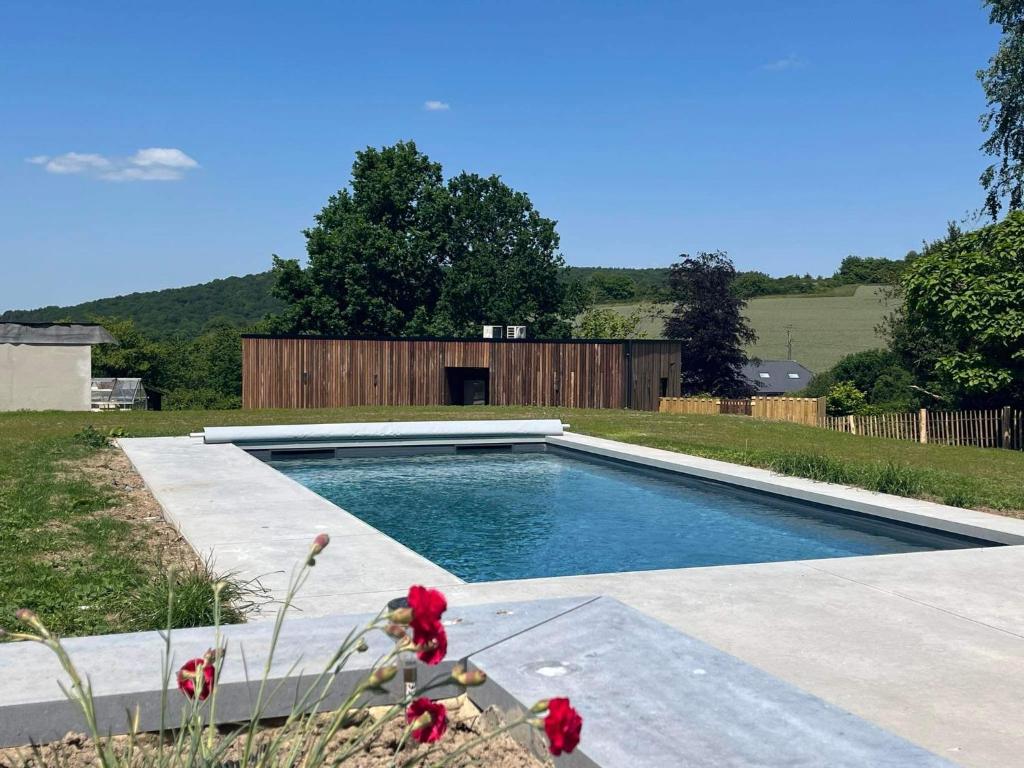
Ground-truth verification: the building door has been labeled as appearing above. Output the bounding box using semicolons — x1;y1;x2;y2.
445;367;489;405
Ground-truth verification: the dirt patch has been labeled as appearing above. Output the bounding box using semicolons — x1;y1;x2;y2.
0;697;549;768
64;446;203;573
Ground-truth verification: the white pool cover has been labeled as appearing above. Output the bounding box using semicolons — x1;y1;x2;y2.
201;419;567;445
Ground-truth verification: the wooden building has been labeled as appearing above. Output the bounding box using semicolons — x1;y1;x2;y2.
242;336;681;411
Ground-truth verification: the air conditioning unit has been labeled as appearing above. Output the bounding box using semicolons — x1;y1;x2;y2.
506;325;527;339
483;325;504;339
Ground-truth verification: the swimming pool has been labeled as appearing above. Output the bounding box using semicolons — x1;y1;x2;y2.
270;449;984;582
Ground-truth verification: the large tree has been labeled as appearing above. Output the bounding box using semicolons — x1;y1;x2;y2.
269;141;448;335
663;251;757;396
269;142;579;337
428;172;577;336
979;0;1024;218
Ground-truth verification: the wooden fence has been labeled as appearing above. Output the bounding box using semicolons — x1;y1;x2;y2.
659;396;825;426
820;407;1024;450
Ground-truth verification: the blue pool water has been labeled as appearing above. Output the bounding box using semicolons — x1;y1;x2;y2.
270;450;976;582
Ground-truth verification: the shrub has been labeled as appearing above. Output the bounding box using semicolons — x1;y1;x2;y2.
805;350;920;411
825;382;868;416
1;535;584;766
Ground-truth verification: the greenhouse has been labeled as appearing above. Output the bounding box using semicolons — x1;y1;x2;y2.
90;377;148;411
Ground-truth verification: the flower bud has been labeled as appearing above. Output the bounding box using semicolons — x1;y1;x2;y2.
306;533;330;566
408;711;434;731
529;699;550;714
388;607;413;625
13;609;45;635
384;623;408;640
355;638;369;653
451;664;487;687
311;533;330;555
366;665;398;687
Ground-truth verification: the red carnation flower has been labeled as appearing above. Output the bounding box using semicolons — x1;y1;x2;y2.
407;585;446;632
412;621;447;665
407;585;448;665
177;657;215;701
543;698;582;756
406;697;448;743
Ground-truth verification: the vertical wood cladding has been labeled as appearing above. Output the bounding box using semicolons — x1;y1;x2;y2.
242;337;680;410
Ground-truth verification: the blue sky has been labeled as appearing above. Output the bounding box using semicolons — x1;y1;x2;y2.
0;1;1000;310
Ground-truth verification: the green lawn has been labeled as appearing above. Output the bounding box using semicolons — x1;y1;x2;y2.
602;285;897;372
3;405;1022;638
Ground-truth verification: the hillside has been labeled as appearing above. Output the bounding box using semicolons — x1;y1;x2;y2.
0;272;283;339
604;285;897;372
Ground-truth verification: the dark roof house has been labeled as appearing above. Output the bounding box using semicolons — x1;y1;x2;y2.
742;359;814;396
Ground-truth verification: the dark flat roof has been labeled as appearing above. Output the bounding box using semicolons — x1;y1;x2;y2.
0;322;117;345
242;334;678;345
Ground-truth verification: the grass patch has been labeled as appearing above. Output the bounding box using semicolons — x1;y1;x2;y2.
130;562;267;631
764;453;922;496
0;430;255;639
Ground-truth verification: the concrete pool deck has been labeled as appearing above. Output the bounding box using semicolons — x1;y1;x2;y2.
117;432;1024;767
0;596;956;767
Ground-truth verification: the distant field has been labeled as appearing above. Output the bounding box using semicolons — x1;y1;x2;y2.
602;285;897;373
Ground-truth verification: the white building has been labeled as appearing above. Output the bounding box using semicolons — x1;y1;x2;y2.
0;323;116;411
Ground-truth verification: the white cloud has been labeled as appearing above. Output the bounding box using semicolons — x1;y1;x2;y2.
423;100;450;111
31;152;112;175
762;54;805;72
129;147;199;169
25;147;200;181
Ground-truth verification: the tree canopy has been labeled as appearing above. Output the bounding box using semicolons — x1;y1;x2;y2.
269;141;579;338
664;251;757;397
979;0;1024;218
270;142;447;336
898;211;1024;404
575;305;648;339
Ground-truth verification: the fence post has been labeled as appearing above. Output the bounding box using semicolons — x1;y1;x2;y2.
847;414;856;435
919;408;928;444
1002;406;1012;449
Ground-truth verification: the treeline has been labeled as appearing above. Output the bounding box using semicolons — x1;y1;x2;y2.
0;272;283;339
91;317;244;410
570;254;914;303
2;245;913;342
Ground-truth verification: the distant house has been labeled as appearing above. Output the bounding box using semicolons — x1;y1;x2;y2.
0;322;116;411
741;359;814;396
